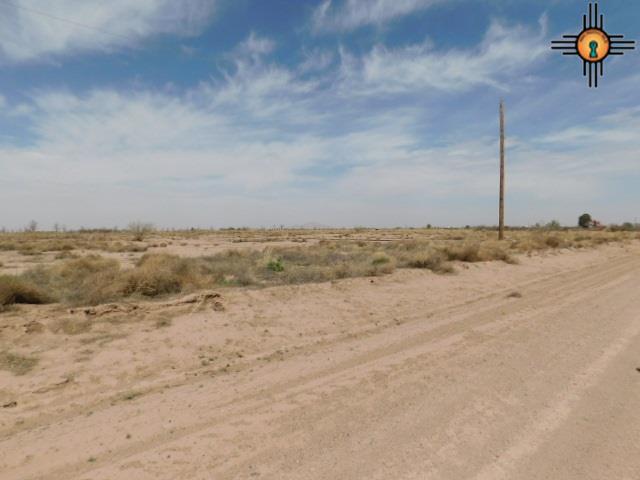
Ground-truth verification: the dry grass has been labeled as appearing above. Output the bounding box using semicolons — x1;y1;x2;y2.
0;351;39;375
0;231;148;257
0;275;51;309
0;228;635;308
49;318;93;335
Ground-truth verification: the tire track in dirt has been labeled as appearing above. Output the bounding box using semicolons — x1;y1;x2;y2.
212;255;640;479
472;319;640;480
3;249;627;441
9;252;637;480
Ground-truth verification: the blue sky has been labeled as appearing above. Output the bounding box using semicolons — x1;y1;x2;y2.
0;0;639;229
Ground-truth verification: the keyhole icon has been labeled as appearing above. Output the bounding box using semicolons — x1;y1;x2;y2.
589;40;599;58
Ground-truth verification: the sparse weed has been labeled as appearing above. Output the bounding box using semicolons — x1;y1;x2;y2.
0;351;38;375
0;228;634;308
50;318;93;335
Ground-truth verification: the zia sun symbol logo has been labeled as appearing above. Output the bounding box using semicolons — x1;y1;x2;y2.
551;2;635;88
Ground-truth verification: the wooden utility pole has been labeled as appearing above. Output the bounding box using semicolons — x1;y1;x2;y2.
498;100;505;240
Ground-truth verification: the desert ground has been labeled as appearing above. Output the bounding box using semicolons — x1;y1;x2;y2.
1;228;639;479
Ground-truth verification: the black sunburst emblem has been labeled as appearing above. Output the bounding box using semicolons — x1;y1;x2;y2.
551;2;635;88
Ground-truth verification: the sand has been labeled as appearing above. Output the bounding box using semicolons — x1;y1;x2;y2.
1;242;639;479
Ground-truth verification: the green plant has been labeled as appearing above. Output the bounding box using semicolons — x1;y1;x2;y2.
266;259;285;272
579;213;592;229
371;252;391;265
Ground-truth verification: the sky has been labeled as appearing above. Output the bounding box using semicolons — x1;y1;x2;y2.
0;0;639;230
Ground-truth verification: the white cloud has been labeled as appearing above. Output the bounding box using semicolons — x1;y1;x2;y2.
1;23;639;229
339;17;549;93
299;48;335;74
0;0;216;62
235;32;276;58
313;0;441;32
3;75;639;229
205;34;320;123
0;82;327;198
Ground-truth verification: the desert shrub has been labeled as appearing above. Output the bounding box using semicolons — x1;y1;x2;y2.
3;228;630;307
544;236;561;248
18;246;40;256
280;265;335;284
266;259;285;272
128;222;154;242
443;244;481;262
368;256;396;276
55;250;80;260
21;255;121;305
407;252;454;273
0;242;18;251
198;250;258;286
609;223;639;232
106;242;148;253
121;254;201;297
480;245;517;264
17;254;205;304
0;276;51;307
371;252;392;265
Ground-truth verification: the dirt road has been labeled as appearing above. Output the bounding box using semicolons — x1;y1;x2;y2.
1;244;639;479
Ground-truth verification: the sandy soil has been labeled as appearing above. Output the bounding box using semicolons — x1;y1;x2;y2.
1;242;639;479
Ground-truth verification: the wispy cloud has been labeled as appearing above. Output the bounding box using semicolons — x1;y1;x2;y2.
235;32;276;58
0;0;217;63
339;16;549;93
1;17;639;228
313;0;441;32
299;48;335;74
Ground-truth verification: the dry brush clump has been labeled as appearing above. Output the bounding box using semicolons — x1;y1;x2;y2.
0;243;409;307
0;229;635;308
17;254;206;306
437;242;517;265
0;275;51;310
128;222;155;242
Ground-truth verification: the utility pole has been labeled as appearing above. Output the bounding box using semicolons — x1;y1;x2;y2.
498;100;506;241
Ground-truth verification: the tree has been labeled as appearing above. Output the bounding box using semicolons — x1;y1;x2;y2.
621;222;635;231
128;221;154;241
545;220;561;230
26;220;38;232
578;213;592;229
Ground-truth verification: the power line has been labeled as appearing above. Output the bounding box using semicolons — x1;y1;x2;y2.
0;0;137;43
